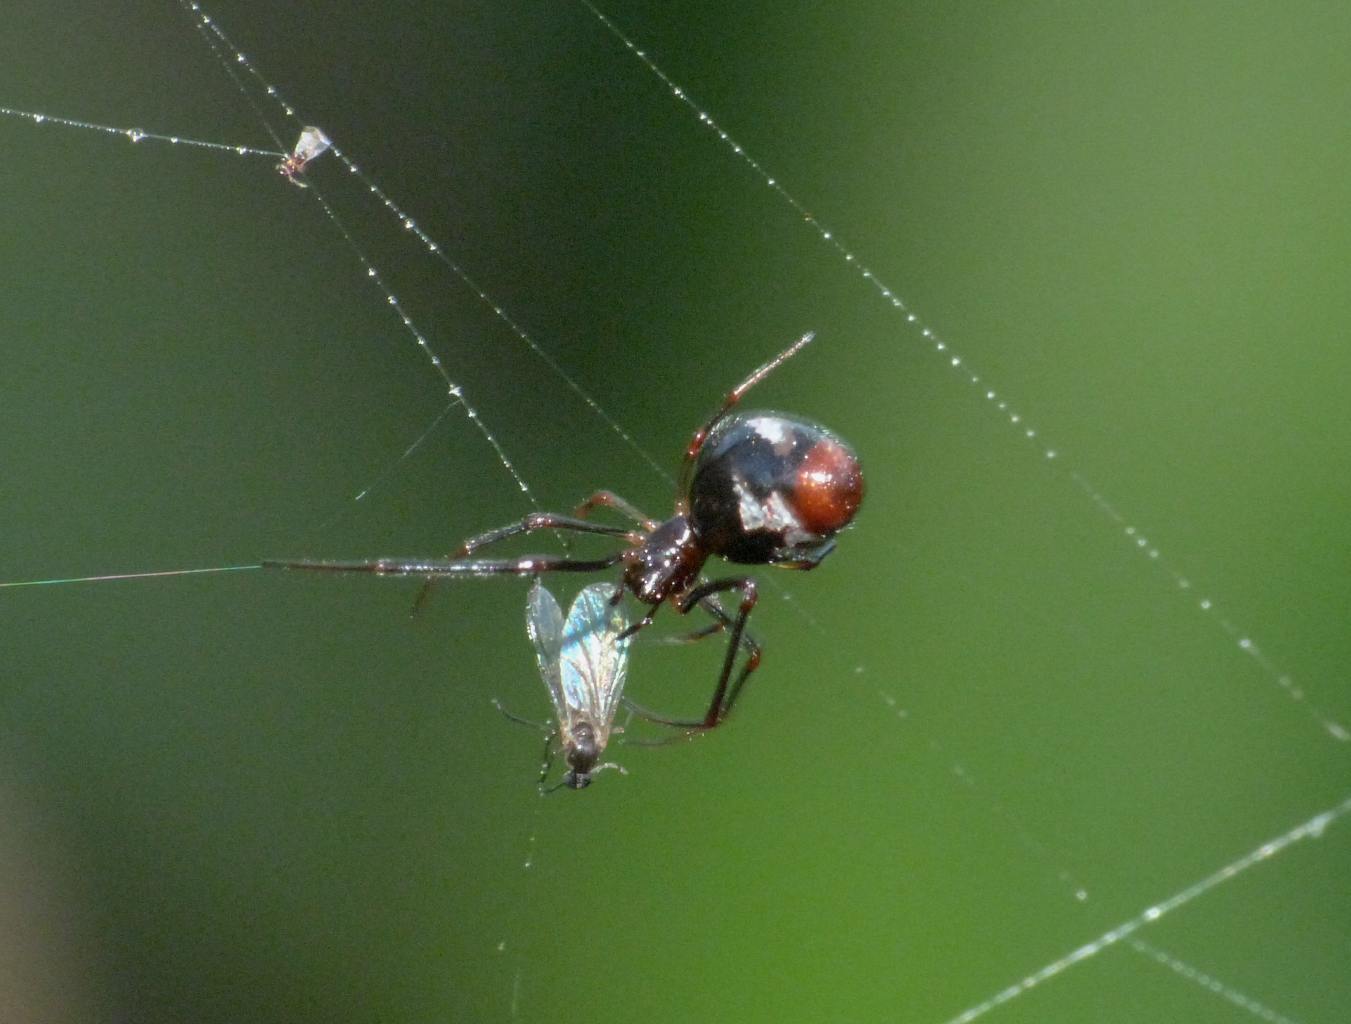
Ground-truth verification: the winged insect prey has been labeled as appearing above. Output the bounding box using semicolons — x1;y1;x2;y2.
277;125;331;187
525;580;632;790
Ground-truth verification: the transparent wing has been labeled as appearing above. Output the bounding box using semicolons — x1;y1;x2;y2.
559;583;631;728
525;580;568;722
292;126;331;163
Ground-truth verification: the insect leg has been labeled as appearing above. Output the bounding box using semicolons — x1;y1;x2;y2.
490;698;550;731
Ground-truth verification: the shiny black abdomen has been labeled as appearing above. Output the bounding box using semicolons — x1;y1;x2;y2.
686;411;864;564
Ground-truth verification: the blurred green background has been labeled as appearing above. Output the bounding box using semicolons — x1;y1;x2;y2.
1;2;1348;1021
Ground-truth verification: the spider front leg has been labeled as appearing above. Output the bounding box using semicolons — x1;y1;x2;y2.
267;552;627;578
410;511;640;612
676;332;815;500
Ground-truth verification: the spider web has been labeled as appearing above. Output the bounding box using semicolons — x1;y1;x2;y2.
1;2;1347;1022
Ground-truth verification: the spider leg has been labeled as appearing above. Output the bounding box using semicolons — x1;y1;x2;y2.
618;591;760;730
620;579;761;730
573;490;660;531
453;512;640;558
409;512;640;611
676;331;816;503
265;552;626;578
678;576;760;728
646;595;759;649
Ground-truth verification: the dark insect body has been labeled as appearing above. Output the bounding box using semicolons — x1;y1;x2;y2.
267;331;863;729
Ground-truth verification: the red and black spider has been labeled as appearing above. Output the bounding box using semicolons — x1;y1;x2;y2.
266;331;863;728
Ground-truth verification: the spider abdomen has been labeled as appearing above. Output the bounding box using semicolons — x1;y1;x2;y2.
687;412;863;564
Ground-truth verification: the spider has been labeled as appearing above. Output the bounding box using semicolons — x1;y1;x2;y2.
266;331;864;728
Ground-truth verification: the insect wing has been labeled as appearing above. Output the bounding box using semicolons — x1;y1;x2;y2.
292;126;332;164
559;584;631;728
525;580;568;723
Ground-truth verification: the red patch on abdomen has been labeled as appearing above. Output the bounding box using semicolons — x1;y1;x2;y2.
791;440;864;535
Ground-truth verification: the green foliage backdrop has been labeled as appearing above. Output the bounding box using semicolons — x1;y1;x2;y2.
1;3;1348;1021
